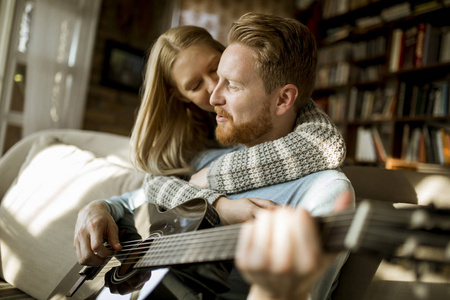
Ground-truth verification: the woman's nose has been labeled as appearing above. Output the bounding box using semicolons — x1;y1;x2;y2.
206;75;218;94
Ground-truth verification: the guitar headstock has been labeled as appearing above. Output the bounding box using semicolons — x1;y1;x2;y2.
322;200;450;279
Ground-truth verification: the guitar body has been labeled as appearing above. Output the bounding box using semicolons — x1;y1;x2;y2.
147;197;215;237
106;198;231;300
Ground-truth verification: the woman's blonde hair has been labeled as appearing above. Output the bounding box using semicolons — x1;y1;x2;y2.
131;26;225;176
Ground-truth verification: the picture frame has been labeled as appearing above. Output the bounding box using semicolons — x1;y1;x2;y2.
101;40;145;92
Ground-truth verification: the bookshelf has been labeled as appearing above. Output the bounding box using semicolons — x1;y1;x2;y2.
296;0;450;172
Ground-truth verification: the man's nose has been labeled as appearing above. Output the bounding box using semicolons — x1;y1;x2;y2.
210;82;224;106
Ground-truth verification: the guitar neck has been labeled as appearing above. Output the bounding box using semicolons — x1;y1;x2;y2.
133;209;356;270
133;201;450;270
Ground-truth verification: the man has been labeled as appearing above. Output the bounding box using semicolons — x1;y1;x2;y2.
184;13;353;299
74;13;354;299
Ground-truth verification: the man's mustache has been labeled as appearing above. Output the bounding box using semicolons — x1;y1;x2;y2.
214;107;233;121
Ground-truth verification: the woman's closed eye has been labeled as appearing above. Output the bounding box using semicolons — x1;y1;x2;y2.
190;81;201;91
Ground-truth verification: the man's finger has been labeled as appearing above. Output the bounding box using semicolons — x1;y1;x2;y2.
107;223;122;252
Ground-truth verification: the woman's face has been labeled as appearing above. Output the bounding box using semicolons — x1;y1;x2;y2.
171;44;222;112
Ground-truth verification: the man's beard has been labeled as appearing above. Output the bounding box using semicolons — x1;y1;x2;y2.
214;101;273;145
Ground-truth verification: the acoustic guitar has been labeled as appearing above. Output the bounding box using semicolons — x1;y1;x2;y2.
67;198;450;299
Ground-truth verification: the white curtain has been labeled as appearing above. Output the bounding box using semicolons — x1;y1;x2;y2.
23;0;101;136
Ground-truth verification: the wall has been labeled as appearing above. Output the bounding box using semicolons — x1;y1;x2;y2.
82;0;174;136
83;0;295;136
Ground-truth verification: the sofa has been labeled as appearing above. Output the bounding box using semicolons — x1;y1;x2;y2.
1;129;449;300
0;129;145;299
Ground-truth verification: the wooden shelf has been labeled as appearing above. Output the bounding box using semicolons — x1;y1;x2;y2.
386;158;450;174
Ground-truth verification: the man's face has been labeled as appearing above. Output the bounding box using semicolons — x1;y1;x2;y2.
210;43;278;147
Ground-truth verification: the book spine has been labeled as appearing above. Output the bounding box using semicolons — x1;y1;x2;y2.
415;22;426;68
389;29;404;72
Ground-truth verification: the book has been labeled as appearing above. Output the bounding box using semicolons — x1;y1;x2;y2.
417;84;432;116
406;127;422;162
361;90;375;119
401;124;411;160
348;87;358;121
415;22;426;68
397;81;407;116
409;85;419;117
418;129;426;163
355;127;377;162
422;23;441;66
439;26;450;62
444;131;450;165
371;88;386;117
402;26;418;70
423;125;436;163
381;86;396;118
381;2;411;22
389;28;404;72
431;127;445;164
413;0;440;13
371;126;387;162
444;81;449;115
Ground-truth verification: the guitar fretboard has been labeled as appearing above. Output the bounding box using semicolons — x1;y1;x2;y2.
135;224;242;269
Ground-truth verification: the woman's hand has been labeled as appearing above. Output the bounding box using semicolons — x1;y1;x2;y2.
213;197;278;225
189;167;209;189
73;201;122;266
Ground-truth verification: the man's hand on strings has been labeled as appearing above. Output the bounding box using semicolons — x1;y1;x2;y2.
73;201;122;266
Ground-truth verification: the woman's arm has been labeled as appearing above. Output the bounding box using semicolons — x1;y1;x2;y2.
207;99;346;193
143;173;225;209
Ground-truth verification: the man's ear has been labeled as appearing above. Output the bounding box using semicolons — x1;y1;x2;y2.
275;84;298;116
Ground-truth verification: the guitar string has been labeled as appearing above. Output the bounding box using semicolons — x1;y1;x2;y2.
102;213;357;267
110;213;356;263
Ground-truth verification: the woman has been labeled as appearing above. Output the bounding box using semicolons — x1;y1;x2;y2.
74;25;346;265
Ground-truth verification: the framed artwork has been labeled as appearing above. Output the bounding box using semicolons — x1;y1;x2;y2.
101;40;145;92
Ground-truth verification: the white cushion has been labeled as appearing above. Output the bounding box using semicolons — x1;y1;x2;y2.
0;136;144;299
